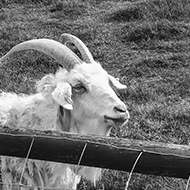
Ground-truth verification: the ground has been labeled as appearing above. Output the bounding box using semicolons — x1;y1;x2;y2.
0;0;190;189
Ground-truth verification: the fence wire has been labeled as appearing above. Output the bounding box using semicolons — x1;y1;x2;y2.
0;134;88;190
0;132;190;190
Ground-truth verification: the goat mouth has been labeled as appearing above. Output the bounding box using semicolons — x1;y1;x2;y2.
104;115;126;124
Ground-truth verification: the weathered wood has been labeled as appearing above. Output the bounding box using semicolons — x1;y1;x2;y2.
0;126;190;179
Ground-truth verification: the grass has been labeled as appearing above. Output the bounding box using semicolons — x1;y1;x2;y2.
1;0;190;189
119;19;190;43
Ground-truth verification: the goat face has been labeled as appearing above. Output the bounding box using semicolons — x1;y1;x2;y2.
0;34;130;136
0;34;130;188
54;63;129;135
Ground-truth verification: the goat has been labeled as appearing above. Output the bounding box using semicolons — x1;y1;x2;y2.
0;33;129;190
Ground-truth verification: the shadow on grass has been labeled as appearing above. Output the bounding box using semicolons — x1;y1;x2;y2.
1;0;52;6
105;3;144;23
118;19;190;43
105;0;190;23
146;0;190;21
49;1;88;19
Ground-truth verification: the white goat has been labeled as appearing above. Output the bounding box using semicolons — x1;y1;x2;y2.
0;33;129;190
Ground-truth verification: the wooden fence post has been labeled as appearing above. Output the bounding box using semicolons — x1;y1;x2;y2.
0;126;190;179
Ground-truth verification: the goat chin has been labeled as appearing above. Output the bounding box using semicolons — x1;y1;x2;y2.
0;34;129;190
0;92;102;189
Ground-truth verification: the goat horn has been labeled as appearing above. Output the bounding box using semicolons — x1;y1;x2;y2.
60;33;94;63
0;39;82;70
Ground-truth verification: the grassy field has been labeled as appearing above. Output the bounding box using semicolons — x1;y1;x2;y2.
0;0;190;189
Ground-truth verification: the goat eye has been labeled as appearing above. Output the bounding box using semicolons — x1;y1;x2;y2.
73;84;86;94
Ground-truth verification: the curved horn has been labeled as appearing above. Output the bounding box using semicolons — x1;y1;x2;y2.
60;33;94;63
0;39;82;70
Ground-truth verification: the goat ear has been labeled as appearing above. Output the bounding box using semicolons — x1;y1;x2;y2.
37;74;56;96
109;75;127;90
52;82;73;110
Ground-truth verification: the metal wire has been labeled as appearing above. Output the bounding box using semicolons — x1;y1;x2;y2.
19;137;35;187
0;131;190;190
74;143;88;173
0;131;190;159
125;151;143;190
186;174;190;190
0;140;88;190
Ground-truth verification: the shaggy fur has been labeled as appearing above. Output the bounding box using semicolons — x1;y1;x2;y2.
0;63;129;189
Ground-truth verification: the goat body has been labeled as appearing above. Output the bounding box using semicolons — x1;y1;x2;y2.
0;34;129;190
0;69;102;189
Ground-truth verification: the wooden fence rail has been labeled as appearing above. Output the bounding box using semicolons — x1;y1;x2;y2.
0;126;190;179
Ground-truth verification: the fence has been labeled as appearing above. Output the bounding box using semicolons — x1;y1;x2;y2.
0;125;190;189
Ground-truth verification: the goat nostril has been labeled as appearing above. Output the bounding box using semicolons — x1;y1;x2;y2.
114;105;126;113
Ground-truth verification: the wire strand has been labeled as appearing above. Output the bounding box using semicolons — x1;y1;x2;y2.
0;139;88;190
76;143;88;169
18;137;35;186
0;131;189;159
0;131;190;189
125;151;143;190
186;174;190;190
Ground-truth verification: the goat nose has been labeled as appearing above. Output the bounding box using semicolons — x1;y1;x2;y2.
114;104;126;113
